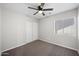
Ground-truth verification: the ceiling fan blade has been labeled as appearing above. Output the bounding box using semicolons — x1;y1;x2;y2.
43;8;53;11
28;7;38;10
42;12;45;16
33;11;39;15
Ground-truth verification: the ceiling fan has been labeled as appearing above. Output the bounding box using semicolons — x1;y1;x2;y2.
28;3;53;16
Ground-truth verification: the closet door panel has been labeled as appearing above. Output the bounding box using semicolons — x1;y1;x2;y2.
32;22;38;40
25;21;33;43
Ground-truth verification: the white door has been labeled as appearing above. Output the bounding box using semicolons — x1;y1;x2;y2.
32;22;38;40
25;21;33;43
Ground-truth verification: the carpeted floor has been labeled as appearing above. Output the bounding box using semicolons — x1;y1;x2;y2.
2;40;78;56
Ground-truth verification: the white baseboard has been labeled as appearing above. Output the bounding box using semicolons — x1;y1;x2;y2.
1;39;37;53
1;39;78;53
1;43;26;53
39;39;77;51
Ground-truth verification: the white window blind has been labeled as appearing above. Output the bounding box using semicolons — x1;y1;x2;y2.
55;18;74;31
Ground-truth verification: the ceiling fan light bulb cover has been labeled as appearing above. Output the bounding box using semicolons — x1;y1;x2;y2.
39;11;42;13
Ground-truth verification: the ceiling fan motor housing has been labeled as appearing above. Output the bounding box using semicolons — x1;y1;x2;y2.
38;6;43;11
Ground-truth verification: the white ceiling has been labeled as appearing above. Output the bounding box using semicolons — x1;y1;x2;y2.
1;3;79;19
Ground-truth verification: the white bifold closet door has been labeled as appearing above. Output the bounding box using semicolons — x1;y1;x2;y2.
25;21;33;43
32;22;38;41
25;21;38;43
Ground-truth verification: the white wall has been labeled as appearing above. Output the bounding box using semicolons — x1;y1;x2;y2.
0;6;2;55
39;9;78;51
1;8;38;52
1;5;78;54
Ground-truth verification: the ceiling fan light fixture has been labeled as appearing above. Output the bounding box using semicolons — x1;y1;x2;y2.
39;11;43;13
